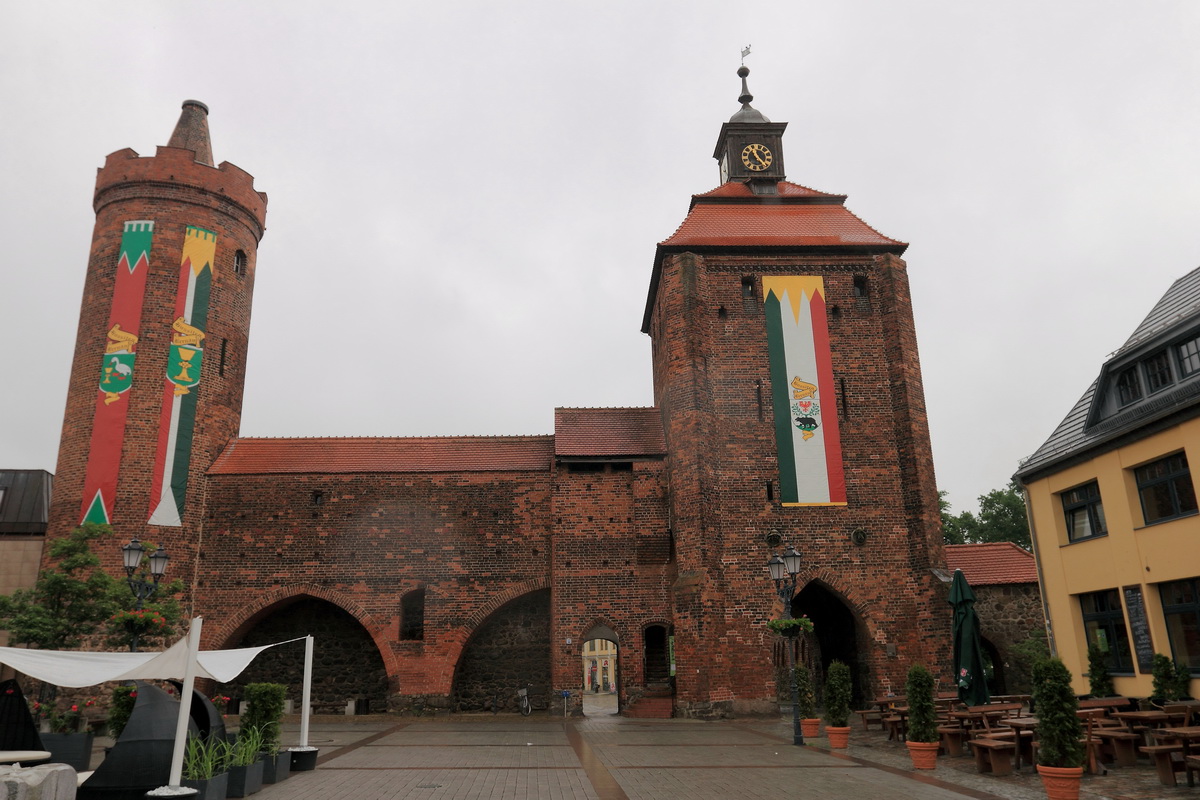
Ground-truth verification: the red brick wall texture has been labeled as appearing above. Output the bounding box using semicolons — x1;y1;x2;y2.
43;104;949;718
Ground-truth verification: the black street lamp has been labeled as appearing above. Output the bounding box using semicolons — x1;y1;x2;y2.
768;544;805;745
121;537;169;652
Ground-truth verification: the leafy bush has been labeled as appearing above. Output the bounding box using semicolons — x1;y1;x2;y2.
824;661;852;728
242;683;287;755
904;664;938;743
1086;643;1115;698
1033;658;1084;768
1174;660;1193;700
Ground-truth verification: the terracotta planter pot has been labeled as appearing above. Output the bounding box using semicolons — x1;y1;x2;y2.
825;725;850;749
906;740;939;769
1037;764;1084;800
800;718;821;739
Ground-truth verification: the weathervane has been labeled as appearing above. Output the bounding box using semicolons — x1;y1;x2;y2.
741;44;752;65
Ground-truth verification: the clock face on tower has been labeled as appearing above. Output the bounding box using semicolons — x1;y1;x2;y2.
741;143;773;171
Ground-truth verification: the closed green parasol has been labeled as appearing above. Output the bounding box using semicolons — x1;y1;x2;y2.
950;568;990;706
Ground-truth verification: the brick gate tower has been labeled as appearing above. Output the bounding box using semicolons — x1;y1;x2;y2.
645;69;947;712
46;101;267;588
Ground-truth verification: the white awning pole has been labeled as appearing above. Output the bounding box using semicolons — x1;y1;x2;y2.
299;635;313;747
168;617;202;787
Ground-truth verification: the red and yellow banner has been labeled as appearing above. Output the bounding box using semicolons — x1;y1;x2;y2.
764;276;846;506
147;226;216;527
80;221;155;525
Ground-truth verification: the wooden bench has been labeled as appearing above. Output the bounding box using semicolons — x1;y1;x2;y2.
853;709;885;731
1139;743;1185;786
969;738;1015;776
937;725;971;757
1185;754;1200;788
1092;728;1140;767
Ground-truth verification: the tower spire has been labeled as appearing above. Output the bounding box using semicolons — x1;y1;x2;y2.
167;99;214;166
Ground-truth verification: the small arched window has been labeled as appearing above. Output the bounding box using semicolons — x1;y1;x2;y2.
400;588;425;641
233;250;248;276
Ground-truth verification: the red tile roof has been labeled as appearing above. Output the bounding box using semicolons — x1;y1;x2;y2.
694;181;844;199
554;408;666;457
208;436;554;475
944;543;1039;585
659;202;905;249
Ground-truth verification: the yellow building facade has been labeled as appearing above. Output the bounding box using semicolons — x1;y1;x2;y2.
1017;268;1200;697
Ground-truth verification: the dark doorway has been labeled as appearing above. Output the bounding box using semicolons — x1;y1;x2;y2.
982;636;1005;696
793;582;864;707
644;625;672;688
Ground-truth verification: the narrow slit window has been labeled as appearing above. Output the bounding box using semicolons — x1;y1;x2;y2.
853;276;869;297
401;589;426;641
233;250;248;276
219;338;227;377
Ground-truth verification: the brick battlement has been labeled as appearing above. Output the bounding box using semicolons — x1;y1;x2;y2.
94;146;268;240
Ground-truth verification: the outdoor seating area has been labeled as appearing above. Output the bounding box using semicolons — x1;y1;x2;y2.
842;692;1200;794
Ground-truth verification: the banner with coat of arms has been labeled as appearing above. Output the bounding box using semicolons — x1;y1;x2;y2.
79;220;155;525
148;225;216;527
763;276;846;506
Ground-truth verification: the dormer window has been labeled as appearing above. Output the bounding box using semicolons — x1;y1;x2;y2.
1116;367;1142;406
1145;351;1173;393
1178;335;1200;377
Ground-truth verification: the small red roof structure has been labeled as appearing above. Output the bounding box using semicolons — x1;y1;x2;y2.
944;542;1039;585
209;436;554;475
554;407;666;458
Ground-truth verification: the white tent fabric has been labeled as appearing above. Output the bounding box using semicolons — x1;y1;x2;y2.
0;635;306;687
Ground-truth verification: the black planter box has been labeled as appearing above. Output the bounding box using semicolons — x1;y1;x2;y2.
226;760;263;797
262;751;290;784
41;731;95;771
182;772;229;800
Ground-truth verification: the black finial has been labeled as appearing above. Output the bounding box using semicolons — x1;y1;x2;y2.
738;66;753;106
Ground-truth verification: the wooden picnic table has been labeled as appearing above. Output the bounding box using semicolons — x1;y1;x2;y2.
998;716;1038;771
950;702;1023;731
1154;726;1200;787
1110;709;1182;729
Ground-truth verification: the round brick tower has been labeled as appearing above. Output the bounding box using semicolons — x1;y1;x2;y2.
46;100;267;595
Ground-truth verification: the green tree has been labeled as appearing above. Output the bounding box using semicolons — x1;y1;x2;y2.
939;481;1031;549
0;523;121;650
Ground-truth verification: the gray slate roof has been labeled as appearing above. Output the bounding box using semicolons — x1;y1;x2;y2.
1017;266;1200;480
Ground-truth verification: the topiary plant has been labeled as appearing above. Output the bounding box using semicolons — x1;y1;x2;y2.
241;683;287;755
1151;653;1178;702
904;664;938;743
1174;660;1193;700
1033;658;1084;768
1086;643;1115;698
794;664;816;720
824;660;852;728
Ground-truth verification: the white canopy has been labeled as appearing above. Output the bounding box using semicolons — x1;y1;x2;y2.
0;635;305;687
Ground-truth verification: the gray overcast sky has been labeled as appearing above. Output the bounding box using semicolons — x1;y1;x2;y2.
3;1;1199;516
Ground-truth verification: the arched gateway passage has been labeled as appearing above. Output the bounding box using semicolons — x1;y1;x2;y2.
216;597;388;714
453;589;550;713
793;582;865;707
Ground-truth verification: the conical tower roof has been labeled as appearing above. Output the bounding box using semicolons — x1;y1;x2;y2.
167;99;213;166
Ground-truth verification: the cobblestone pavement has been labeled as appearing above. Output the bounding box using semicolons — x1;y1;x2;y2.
240;713;1197;800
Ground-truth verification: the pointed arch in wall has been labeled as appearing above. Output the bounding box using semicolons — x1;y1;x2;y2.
209;588;390;714
452;588;551;713
792;577;867;708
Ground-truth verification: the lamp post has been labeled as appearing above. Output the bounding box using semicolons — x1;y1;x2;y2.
121;537;169;652
768;544;805;746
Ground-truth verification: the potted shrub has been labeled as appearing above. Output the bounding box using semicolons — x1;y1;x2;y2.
824;660;852;749
39;698;95;771
227;725;265;797
1032;658;1084;800
1174;660;1194;701
1086;643;1115;698
795;664;820;739
182;735;231;800
242;683;289;783
904;664;939;769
